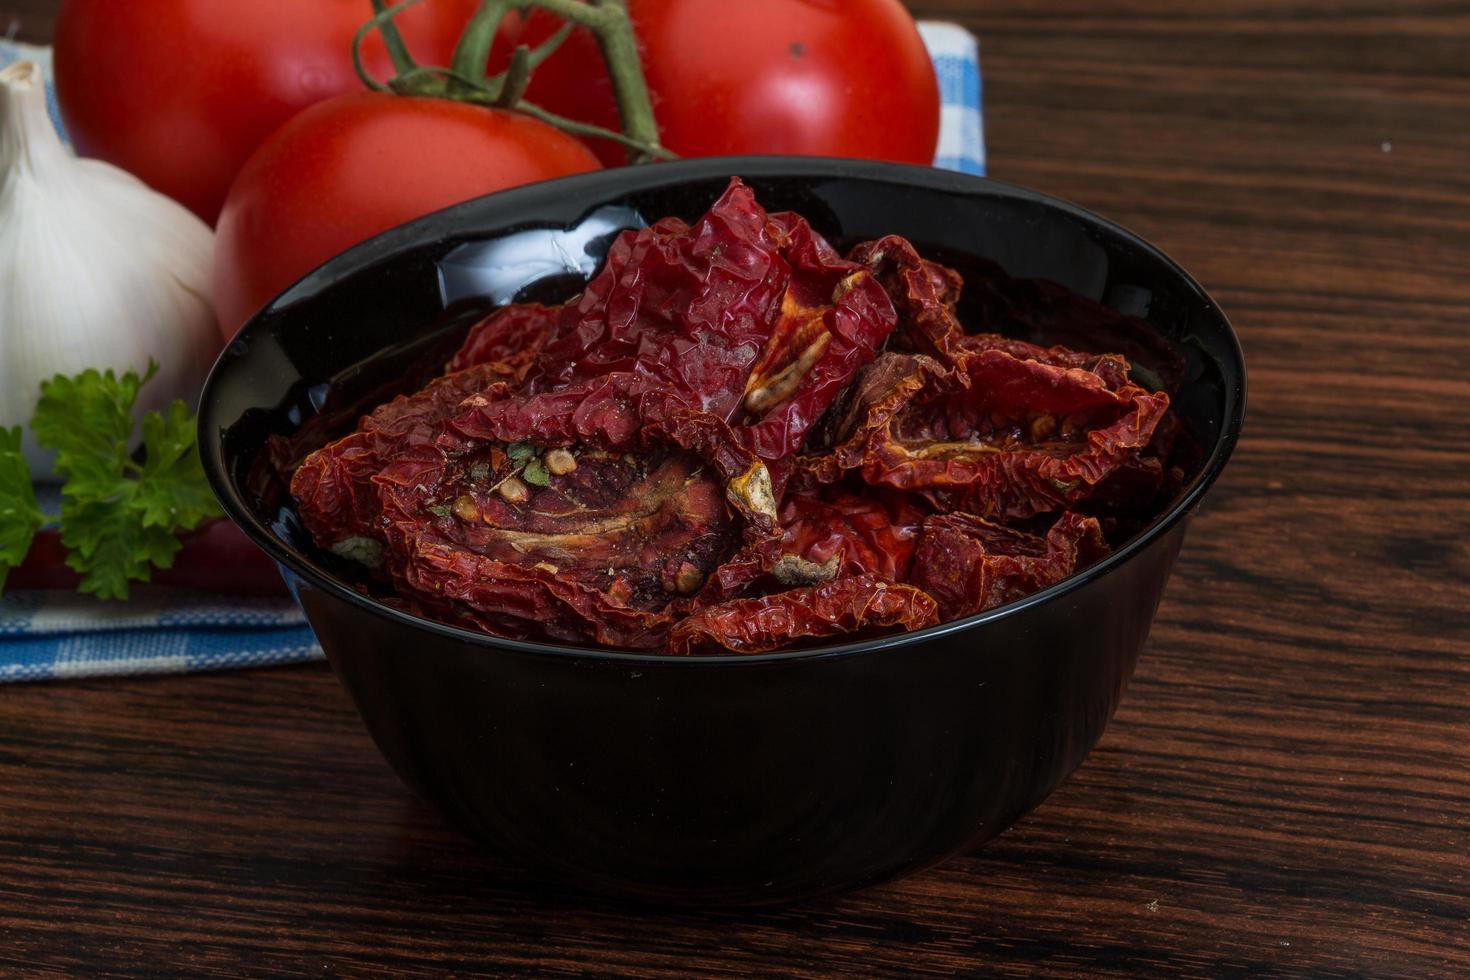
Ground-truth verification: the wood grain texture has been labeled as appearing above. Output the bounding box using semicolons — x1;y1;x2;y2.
1;1;49;43
2;0;1468;975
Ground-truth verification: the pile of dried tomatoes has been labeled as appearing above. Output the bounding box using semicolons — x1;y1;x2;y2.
292;179;1188;654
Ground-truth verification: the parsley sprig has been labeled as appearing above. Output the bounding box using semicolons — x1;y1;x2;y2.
0;363;222;599
0;428;44;592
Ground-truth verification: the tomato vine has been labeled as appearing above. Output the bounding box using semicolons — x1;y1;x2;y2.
354;0;672;162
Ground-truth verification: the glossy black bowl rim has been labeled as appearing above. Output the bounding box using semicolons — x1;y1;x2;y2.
201;155;1247;667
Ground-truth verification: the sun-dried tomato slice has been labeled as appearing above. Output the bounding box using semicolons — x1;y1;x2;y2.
805;341;1170;520
374;445;743;648
737;212;897;460
291;363;511;561
536;180;796;405
964;256;1187;393
445;302;564;381
850;235;1126;376
884;344;1169;519
669;575;939;655
849;234;1185;393
777;488;927;583
363;374;793;647
848;235;967;363
909;511;1109;620
691;483;926;606
798;351;947;486
443;178;897;465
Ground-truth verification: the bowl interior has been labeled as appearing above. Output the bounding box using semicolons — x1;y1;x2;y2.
200;158;1244;658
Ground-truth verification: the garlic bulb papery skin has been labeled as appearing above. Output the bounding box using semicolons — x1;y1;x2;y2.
0;61;223;476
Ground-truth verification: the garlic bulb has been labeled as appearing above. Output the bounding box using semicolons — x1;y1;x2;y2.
0;61;222;475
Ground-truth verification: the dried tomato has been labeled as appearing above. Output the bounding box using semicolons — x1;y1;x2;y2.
777;489;927;583
444;178;897;464
961;256;1184;393
798;351;947;485
368;394;786;647
849;235;967;363
375;446;739;648
669;575;939;655
291;363;510;557
909;511;1109;620
445;302;564;380
849;233;1179;389
807;339;1170;520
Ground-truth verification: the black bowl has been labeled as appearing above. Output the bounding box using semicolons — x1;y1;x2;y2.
199;157;1244;905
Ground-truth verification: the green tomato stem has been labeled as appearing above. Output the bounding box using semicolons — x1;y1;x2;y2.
357;0;669;163
496;46;534;107
369;0;421;78
355;0;427;90
512;100;675;159
387;65;478;99
527;0;664;163
387;63;672;160
449;0;514;84
524;21;576;70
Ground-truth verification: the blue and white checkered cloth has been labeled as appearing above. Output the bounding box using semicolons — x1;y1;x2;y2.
0;589;321;682
0;27;983;683
918;23;986;176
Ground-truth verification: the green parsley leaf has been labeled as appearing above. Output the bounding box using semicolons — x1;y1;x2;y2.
0;427;45;591
59;496;183;600
506;441;537;462
31;362;221;601
521;458;550;487
136;400;222;530
31;364;152;493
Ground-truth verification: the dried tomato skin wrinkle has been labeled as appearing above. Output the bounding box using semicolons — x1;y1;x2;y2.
851;235;1185;392
444;303;564;380
867;373;1170;520
372;400;781;648
806;241;1173;521
909;511;1109;621
796;351;947;486
800;349;1169;521
777;489;927;583
291;364;509;550
450;179;793;407
737;212;897;461
669;575;940;656
848;236;968;363
446;178;897;463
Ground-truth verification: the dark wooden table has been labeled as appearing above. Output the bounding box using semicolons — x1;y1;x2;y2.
4;2;1469;975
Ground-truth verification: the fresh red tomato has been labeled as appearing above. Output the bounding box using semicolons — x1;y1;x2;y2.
53;0;481;222
212;93;600;338
501;0;939;166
